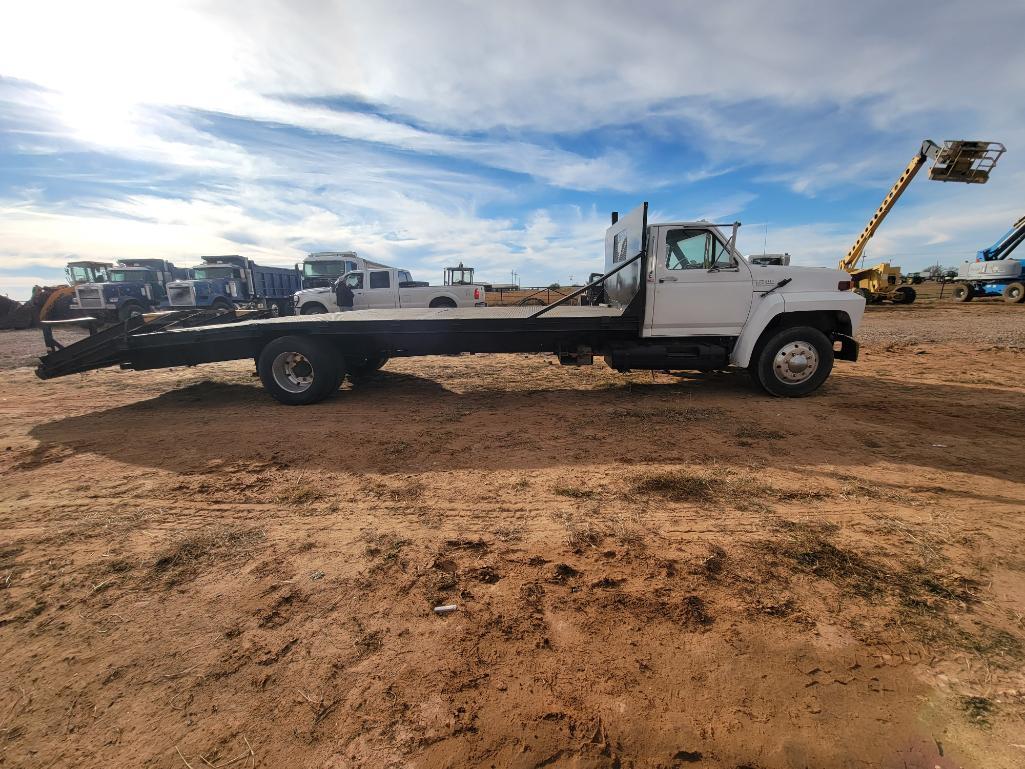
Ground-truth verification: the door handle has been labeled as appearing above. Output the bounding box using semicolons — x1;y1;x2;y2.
658;277;679;283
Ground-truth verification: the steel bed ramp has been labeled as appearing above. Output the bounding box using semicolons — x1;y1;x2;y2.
36;309;271;379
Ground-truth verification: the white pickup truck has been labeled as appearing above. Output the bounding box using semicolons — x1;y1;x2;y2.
294;267;486;314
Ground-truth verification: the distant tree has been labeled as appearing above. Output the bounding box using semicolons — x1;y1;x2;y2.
548;282;561;289
923;263;945;280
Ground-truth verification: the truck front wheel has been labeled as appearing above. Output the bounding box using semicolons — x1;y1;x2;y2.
210;298;233;313
750;326;834;397
258;336;344;405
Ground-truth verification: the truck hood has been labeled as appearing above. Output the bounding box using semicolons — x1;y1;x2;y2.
748;264;849;293
78;281;141;296
295;287;333;298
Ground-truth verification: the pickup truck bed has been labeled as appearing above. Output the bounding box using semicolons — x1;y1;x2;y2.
37;305;639;379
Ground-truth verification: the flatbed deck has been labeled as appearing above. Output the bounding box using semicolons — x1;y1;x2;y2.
37;305;641;380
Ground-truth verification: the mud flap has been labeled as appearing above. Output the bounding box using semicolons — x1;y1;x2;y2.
831;332;859;361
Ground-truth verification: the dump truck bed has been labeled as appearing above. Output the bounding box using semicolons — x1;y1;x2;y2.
37;305;640;379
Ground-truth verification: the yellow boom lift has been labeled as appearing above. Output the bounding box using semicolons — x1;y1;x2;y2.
840;139;1005;304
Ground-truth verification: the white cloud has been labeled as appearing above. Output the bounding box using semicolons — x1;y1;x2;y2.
1;0;1024;294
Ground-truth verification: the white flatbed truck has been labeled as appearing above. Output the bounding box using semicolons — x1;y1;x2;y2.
37;203;864;405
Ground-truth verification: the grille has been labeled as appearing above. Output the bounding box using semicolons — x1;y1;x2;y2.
76;287;104;308
167;285;196;306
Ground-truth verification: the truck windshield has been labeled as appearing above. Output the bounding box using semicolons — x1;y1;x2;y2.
108;269;154;282
304;262;344;277
68;265;106;283
194;266;236;279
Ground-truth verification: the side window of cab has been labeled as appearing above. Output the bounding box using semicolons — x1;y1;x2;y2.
665;230;710;270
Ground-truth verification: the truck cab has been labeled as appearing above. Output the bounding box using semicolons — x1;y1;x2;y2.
65;261;112;285
167;255;303;315
298;251;368;289
72;258;188;321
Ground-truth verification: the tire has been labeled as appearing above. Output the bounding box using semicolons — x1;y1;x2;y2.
210;298;233;313
519;297;545;307
300;303;328;315
750;325;834;398
118;302;145;321
1002;282;1025;304
257;336;344;405
892;286;916;304
429;297;457;309
951;284;973;303
345;354;389;379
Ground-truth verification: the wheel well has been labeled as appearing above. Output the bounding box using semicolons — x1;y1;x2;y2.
763;310;852;338
429;296;457;308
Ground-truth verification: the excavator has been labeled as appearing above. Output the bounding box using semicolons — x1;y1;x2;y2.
840;139;1005;304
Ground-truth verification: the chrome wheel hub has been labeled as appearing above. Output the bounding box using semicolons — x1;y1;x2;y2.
773;341;819;384
271;351;315;393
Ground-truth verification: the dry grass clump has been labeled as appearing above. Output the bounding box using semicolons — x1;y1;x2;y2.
627;467;836;508
608;405;725;423
765;520;980;606
553;485;599;499
361;530;410;570
630;467;828;506
152;526;265;584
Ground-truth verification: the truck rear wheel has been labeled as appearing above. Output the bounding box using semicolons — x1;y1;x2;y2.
1002;282;1025;304
951;284;973;302
210;298;233;312
258;336;343;405
750;326;834;397
300;303;328;315
429;297;457;309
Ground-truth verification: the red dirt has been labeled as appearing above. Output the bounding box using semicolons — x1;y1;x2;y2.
1;302;1024;768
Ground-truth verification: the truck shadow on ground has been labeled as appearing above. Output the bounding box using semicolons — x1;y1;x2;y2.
27;367;1025;486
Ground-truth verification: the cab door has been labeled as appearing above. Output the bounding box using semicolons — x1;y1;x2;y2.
365;269;396;309
645;225;753;337
343;271;367;309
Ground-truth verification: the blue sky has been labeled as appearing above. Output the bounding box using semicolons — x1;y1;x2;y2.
2;0;1023;299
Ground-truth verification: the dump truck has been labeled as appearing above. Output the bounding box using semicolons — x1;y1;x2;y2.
166;255;302;315
71;258;190;321
37;202;864;404
298;251;388;289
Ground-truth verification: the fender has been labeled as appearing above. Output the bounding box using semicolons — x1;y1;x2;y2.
730;291;864;367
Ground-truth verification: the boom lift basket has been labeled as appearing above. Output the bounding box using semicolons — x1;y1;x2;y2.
928;141;1005;184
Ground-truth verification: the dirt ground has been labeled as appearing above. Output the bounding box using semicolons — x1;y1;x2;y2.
2;298;1024;769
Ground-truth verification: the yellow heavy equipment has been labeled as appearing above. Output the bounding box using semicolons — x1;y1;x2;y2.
841;139;1005;304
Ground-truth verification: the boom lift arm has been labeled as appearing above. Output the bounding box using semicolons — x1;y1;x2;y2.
838;139;1005;304
977;215;1025;262
840;141;940;272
